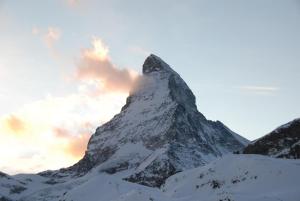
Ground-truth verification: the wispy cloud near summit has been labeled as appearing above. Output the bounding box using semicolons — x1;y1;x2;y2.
76;37;139;93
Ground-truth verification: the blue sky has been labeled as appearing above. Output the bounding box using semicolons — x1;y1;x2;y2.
0;0;299;173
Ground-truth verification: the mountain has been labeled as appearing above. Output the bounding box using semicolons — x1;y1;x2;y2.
60;54;248;187
243;118;300;159
2;55;300;201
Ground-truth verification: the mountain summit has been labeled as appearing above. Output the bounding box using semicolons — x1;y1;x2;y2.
64;54;248;187
143;54;174;74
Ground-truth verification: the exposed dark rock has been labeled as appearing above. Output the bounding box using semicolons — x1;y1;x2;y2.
9;185;26;194
243;118;300;158
0;196;12;201
101;162;129;174
210;180;222;189
124;159;178;187
0;172;9;179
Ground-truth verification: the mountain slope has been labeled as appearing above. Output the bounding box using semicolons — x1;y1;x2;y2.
243;118;300;158
65;54;248;187
163;154;300;201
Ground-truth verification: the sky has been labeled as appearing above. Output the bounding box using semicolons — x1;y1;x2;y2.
0;0;299;174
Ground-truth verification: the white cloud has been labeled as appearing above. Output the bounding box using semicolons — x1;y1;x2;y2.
237;85;279;95
129;46;151;57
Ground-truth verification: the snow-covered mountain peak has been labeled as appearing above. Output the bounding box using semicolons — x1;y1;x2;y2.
41;55;248;187
142;54;173;74
129;54;198;114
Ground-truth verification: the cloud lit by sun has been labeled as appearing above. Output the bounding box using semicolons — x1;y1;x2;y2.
3;115;27;135
76;37;139;93
0;91;128;174
0;37;134;174
84;38;109;61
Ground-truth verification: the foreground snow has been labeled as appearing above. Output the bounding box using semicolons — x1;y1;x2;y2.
2;154;299;201
163;154;300;201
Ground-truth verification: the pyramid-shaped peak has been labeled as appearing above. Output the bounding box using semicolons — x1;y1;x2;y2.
64;54;248;188
142;54;172;74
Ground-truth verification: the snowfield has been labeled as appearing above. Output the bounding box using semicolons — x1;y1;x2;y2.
163;154;300;201
2;154;299;201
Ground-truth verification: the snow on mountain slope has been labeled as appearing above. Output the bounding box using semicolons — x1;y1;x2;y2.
63;171;169;201
163;154;300;201
0;172;51;201
244;118;300;159
12;155;300;201
0;171;26;200
65;54;248;187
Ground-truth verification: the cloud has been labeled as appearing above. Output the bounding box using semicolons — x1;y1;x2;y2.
32;26;61;48
66;133;90;158
0;37;138;174
53;127;70;138
43;27;61;48
3;114;27;134
0;90;127;174
237;85;279;95
53;127;90;158
129;46;151;57
76;38;139;93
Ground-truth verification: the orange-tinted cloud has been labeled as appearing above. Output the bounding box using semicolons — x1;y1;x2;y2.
76;38;139;93
4;114;26;134
53;127;70;138
0;37;134;174
53;127;90;158
66;133;90;158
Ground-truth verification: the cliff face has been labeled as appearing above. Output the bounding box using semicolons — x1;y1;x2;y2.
243;118;300;159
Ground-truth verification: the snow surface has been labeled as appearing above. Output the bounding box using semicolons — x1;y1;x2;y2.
163;154;300;201
1;154;300;201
